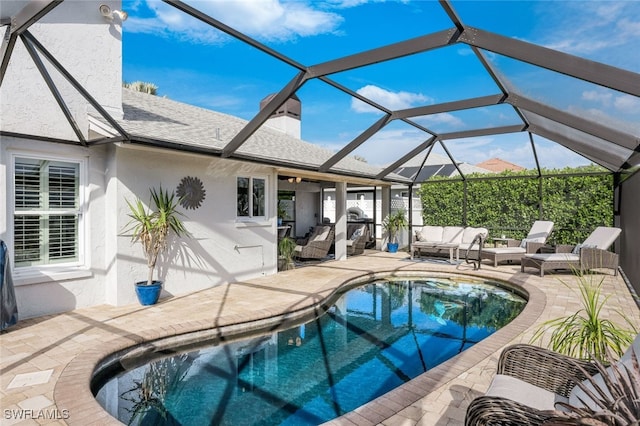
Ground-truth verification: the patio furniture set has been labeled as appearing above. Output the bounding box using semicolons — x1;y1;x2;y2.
410;221;622;277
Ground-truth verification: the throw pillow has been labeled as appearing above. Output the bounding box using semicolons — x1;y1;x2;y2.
311;226;330;242
519;238;531;248
350;228;363;240
572;243;596;254
415;230;424;241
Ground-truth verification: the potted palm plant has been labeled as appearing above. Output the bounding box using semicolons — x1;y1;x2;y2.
278;237;296;271
382;209;409;253
277;201;288;226
124;186;189;305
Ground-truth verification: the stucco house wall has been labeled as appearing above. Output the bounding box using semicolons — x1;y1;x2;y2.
0;1;123;140
110;145;278;306
0;1;280;317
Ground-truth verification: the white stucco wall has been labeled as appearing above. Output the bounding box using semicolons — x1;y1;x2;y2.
111;145;279;306
0;1;124;141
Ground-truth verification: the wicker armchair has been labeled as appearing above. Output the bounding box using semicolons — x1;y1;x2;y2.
346;223;369;256
294;225;334;260
465;344;600;426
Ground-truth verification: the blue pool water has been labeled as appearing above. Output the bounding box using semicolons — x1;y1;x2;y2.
95;277;526;425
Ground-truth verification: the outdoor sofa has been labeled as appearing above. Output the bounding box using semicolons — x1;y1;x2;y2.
480;220;554;267
521;226;621;277
411;226;488;262
465;334;640;425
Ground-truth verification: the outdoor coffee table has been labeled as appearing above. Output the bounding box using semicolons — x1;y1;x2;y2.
411;242;459;263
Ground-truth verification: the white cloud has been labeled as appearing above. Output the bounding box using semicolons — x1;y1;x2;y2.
538;1;640;65
350;128;426;166
414;113;464;129
125;0;343;44
613;95;640;113
582;90;612;106
351;85;431;113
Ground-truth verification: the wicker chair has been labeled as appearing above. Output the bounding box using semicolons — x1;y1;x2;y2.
346;223;369;256
480;221;554;267
466;334;640;425
294;225;335;260
521;226;621;277
465;344;600;426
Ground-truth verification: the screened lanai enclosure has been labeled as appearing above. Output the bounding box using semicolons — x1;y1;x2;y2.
1;1;639;292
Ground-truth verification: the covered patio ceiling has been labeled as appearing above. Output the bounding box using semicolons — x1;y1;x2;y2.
1;0;639;184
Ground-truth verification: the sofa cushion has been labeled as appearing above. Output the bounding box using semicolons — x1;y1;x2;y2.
570;339;640;411
568;368;612;411
418;226;444;243
486;374;568;411
462;227;487;244
311;226;331;242
442;226;464;244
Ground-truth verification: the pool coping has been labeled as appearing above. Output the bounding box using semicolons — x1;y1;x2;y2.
53;264;546;426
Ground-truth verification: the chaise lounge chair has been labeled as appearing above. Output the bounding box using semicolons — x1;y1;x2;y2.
294;225;335;260
480;221;554;267
465;334;640;425
521;226;621;277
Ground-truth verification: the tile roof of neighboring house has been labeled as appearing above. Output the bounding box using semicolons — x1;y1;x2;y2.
90;89;409;182
476;157;525;172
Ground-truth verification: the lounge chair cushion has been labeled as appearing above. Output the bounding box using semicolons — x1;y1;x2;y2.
417;226;444;242
486;374;568;411
525;253;580;262
483;247;526;255
526;220;555;242
582;226;622;249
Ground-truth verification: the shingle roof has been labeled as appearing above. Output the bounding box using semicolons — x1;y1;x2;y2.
91;89;408;182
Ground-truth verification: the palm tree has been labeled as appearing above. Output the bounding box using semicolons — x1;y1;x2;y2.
123;81;158;95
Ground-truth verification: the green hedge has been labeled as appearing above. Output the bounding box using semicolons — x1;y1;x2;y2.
417;166;613;245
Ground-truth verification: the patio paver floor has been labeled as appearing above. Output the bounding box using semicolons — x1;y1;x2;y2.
1;251;638;425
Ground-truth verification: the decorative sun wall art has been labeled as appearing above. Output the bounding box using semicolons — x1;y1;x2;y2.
176;176;206;210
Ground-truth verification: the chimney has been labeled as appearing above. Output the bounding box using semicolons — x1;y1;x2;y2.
260;94;301;139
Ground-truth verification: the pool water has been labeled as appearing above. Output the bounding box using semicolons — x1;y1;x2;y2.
95;277;526;425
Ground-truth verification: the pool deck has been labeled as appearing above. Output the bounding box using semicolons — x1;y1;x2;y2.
1;251;639;425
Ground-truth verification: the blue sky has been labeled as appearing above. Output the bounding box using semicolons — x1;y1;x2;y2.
121;0;640;171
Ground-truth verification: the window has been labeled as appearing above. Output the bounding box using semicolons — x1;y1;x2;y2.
13;156;83;268
237;176;266;219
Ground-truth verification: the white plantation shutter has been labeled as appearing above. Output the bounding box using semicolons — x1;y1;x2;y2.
13;158;80;267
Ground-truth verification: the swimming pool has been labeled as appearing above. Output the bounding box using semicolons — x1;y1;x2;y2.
94;276;526;425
